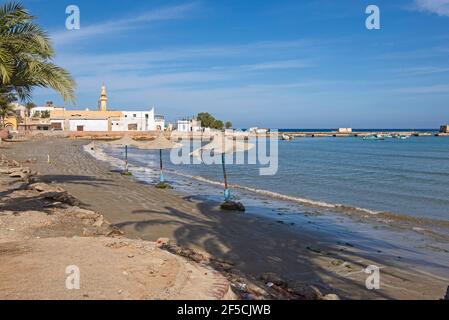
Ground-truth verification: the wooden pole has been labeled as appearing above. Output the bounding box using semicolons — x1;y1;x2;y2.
125;145;128;172
159;149;164;182
222;153;228;189
222;153;230;201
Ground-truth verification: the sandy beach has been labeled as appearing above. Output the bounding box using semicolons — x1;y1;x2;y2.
1;137;448;300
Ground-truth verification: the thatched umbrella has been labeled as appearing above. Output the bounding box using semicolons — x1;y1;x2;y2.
192;134;254;204
137;134;182;185
106;136;144;173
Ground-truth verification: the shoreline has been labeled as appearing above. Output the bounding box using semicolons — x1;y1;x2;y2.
2;137;449;299
95;141;449;240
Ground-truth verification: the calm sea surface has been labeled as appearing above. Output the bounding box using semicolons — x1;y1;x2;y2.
107;135;449;221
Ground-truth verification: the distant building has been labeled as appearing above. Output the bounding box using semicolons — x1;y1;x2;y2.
155;115;165;131
176;119;191;132
248;127;268;134
30;101;64;117
3;116;18;131
23;85;165;132
98;85;108;111
337;128;352;134
111;109;156;131
440;125;449;133
49;109;122;131
176;118;202;132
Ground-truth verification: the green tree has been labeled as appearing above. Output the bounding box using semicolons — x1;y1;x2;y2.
196;112;216;128
0;95;15;127
0;2;76;103
40;110;50;118
212;119;224;130
225;121;232;129
25;101;36;117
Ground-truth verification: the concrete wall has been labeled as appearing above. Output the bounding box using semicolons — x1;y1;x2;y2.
111;110;155;131
69;119;108;131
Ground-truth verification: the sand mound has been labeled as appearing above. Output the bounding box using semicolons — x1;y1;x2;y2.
0;237;234;300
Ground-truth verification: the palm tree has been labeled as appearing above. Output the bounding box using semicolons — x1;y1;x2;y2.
25;101;36;117
0;2;76;103
0;95;15;127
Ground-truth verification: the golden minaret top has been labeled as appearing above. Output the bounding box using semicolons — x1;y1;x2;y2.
98;84;108;111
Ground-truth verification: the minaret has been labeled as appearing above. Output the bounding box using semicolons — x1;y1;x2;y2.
98;84;108;111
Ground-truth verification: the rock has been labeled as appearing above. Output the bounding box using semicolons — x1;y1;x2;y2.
322;294;340;300
155;182;173;189
260;272;286;287
92;215;105;227
443;286;449;300
42;191;80;206
66;207;105;227
220;201;245;212
155;237;171;248
10;160;20;167
290;284;324;300
106;227;125;238
30;183;64;193
0;129;10;140
9;171;31;180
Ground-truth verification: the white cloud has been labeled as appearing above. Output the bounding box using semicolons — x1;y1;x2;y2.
393;84;449;94
51;3;197;45
414;0;449;17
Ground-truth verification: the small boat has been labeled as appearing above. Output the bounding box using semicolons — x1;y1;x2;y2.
363;134;385;140
281;133;293;141
392;134;410;140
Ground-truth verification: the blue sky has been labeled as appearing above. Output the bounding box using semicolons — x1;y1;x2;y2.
20;0;449;128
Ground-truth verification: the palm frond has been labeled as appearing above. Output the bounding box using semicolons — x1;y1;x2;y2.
0;1;75;103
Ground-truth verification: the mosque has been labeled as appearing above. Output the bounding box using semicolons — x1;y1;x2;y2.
44;85;165;132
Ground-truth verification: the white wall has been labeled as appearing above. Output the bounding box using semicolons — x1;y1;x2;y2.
176;121;191;132
155;119;165;130
69;119;108;131
111;109;155;131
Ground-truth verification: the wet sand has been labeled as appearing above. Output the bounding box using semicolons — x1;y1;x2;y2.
2;138;448;299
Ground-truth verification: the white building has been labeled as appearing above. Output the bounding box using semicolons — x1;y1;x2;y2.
176;118;202;132
111;109;156;131
155;115;165;131
44;85;165;132
68;119;109;131
176;119;191;132
30;101;64;117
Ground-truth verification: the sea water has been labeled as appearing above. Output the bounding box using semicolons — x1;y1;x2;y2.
106;136;449;221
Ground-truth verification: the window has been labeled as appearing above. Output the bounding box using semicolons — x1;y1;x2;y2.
133;114;137;118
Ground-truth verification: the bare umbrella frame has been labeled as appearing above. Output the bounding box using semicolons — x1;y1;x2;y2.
191;134;254;211
105;135;144;174
137;134;182;187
